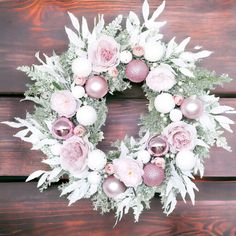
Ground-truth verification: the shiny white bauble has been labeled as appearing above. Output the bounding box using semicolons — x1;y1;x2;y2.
154;93;175;114
87;171;101;184
50;143;62;156
72;58;92;77
87;149;107;171
71;86;85;99
169;109;183;122
137;150;151;164
76;105;97;126
120;50;133;64
176;150;196;171
144;42;165;62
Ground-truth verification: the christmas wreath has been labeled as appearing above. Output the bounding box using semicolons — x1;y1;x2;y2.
3;0;235;223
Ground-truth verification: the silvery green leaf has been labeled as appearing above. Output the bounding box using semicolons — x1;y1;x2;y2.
194;158;204;178
120;142;129;158
68;12;80;34
217;122;233;133
193;50;213;60
194;45;202;50
93;14;105;35
210;106;234;114
171;58;188;68
196;139;209;148
130;137;136;147
60;181;80;196
145;20;166;29
68;180;89;205
87;183;98;196
182;175;199;205
165;37;176;58
129;11;140;27
48;167;62;181
42;157;61;166
26;170;45;182
164;191;177;215
175;37;191;54
65;26;80;46
214;115;234;124
13;129;29;139
150;1;165;22
179;67;194;78
82;16;91;39
138;131;150;145
199;113;216;130
142;0;150;22
37;172;49;188
1;121;24;128
32;138;58;150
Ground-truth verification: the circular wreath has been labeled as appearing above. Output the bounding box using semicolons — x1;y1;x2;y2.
4;0;235;223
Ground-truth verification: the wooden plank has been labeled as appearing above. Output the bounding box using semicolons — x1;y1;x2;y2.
0;182;235;236
0;97;235;177
0;0;236;94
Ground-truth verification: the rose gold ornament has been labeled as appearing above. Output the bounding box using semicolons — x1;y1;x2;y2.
147;135;169;157
181;98;204;119
85;76;109;99
52;117;74;140
125;60;149;83
143;163;165;187
102;176;126;198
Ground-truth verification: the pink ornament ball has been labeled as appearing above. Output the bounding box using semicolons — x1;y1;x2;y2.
102;176;126;198
181;98;204;119
125;60;149;83
143;163;165;187
85;76;109;99
52;117;74;140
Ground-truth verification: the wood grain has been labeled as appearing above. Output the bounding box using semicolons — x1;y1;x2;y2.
0;0;236;94
0;182;235;236
0;97;235;177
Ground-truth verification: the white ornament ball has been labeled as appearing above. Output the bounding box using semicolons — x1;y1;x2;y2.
87;171;101;184
137;150;151;164
71;86;85;99
72;58;92;77
176;150;196;171
87;149;107;171
144;42;165;62
50;143;62;156
169;109;183;122
120;50;133;64
154;93;175;114
76;105;97;126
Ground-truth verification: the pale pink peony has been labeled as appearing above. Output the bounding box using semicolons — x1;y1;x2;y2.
108;67;119;77
88;35;120;72
60;136;89;177
113;157;144;187
162;121;197;153
50;90;77;118
146;66;176;92
74;76;87;86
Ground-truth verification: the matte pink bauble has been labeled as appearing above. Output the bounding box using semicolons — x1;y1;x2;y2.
181;98;204;119
52;117;74;140
143;163;165;187
85;76;108;99
125;60;149;83
147;135;169;157
102;176;126;198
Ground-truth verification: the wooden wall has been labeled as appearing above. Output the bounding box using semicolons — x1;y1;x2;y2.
0;1;236;235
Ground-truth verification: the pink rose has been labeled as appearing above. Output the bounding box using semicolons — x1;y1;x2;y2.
105;163;115;175
74;76;87;86
174;95;184;106
113;157;144;187
60;136;88;177
146;66;176;92
132;45;144;57
162;121;197;152
88;35;120;72
108;67;119;77
151;157;165;169
50;90;77;118
73;125;86;137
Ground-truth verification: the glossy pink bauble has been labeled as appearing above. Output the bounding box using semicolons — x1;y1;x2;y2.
181;98;204;119
147;135;169;157
143;163;165;187
52;117;74;140
125;60;149;83
85;76;109;99
102;176;126;198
